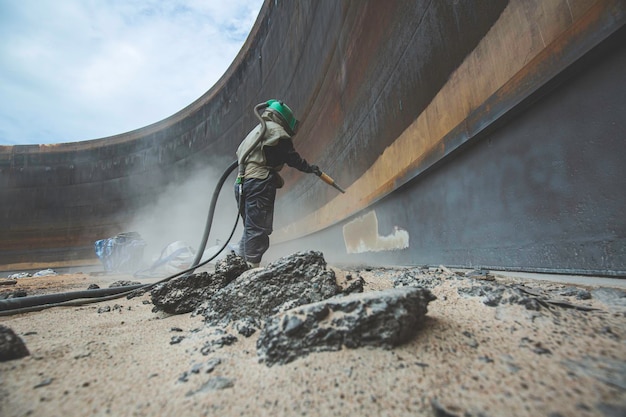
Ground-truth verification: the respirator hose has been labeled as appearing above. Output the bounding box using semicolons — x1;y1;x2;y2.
0;159;242;316
237;102;269;179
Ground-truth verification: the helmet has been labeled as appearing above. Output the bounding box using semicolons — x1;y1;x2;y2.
266;99;299;135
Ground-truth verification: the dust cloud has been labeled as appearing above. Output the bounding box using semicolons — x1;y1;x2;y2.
125;165;242;266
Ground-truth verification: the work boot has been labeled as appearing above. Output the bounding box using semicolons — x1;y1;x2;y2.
247;261;260;268
227;243;242;257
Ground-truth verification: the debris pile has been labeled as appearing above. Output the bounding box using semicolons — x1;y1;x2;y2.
150;250;436;366
257;286;436;366
391;267;445;289
151;253;248;314
196;251;341;327
2;252;624;416
389;266;620;313
457;280;614;311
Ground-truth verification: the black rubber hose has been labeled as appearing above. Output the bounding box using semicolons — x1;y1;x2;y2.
0;212;242;317
191;101;268;271
0;102;273;316
188;159;238;273
0;284;145;312
0;158;243;316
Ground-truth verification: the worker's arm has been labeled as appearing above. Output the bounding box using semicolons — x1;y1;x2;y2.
267;138;344;193
267;139;319;174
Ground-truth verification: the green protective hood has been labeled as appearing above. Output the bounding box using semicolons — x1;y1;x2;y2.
266;99;298;135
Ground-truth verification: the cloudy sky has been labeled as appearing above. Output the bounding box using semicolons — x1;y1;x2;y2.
0;0;264;145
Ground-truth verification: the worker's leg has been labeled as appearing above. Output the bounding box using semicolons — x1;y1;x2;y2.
230;183;247;257
240;176;276;264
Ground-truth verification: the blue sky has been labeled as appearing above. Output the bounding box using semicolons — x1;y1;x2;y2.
0;0;263;145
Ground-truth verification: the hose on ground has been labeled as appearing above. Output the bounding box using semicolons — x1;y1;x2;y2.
0;160;241;316
0;101;271;317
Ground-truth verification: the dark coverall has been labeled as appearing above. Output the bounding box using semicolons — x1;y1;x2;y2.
234;138;315;264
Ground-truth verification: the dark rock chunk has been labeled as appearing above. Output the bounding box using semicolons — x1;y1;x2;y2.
257;287;436;366
342;276;365;295
462;331;479;348
458;283;551;309
170;335;185;345
183;358;223;379
151;253;248;314
214;254;249;277
458;283;507;307
533;345;552;355
97;306;111;313
200;330;238;355
204;358;222;373
234;318;257;337
520;337;553;356
198;251;341;327
0;324;29;361
558;286;591;300
392;268;442;289
518;297;543;311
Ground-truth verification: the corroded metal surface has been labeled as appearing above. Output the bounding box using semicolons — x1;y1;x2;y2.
0;0;624;275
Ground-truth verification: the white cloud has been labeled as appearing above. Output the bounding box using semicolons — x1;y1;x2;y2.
0;0;263;145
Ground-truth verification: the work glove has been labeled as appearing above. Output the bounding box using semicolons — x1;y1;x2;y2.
309;165;322;176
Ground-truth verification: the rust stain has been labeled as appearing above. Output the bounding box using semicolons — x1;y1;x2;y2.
275;0;621;241
2;0;623;267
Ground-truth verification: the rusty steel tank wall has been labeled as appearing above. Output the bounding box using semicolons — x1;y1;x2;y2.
270;0;626;277
0;0;624;276
271;29;626;277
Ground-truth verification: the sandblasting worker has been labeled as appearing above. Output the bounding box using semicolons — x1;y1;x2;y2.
232;99;320;267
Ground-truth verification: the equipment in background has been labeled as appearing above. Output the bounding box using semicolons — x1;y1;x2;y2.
94;232;146;273
133;241;196;278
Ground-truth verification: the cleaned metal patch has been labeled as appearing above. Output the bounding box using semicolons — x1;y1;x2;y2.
342;210;409;254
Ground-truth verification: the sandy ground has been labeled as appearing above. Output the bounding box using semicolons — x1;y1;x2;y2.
0;266;625;417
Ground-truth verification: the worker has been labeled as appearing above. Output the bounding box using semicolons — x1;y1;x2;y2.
231;100;321;267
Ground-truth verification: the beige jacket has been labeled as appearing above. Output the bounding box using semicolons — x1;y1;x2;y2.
236;112;291;187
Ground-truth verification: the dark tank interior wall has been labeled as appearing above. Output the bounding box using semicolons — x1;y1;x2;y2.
0;0;275;267
0;0;346;268
278;0;509;222
0;0;510;268
272;34;626;276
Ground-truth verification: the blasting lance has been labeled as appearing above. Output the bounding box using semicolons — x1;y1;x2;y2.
317;171;346;194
